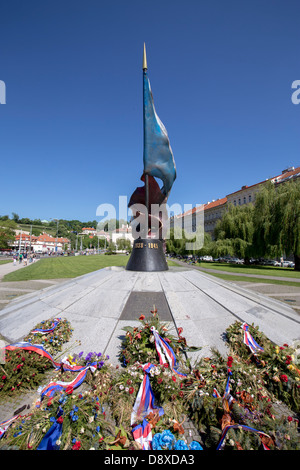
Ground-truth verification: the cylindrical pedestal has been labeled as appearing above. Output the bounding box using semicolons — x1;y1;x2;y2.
126;239;168;272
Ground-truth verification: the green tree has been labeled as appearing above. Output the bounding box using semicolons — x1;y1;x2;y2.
253;180;300;270
214;203;255;262
12;212;20;223
0;220;17;249
116;238;132;252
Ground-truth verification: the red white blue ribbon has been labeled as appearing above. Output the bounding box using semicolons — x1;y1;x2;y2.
3;342;62;368
2;342;90;373
31;318;61;334
38;362;97;400
132;418;153;450
242;323;264;355
0;415;21;439
216;423;271;450
131;363;164;426
150;327;186;377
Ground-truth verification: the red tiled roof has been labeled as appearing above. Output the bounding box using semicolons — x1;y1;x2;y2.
228;166;300;197
82;227;95;231
204;197;228;210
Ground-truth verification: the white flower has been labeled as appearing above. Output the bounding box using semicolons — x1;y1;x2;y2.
119;384;124;390
56;439;61;445
125;387;129;392
88;416;94;423
149;335;155;343
80;427;85;434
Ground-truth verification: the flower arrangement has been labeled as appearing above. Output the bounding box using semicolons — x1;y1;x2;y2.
23;318;73;355
226;321;300;413
0;318;73;397
0;314;299;451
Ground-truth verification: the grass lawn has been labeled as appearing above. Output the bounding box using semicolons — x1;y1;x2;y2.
0;260;12;265
2;255;179;282
205;272;300;287
196;262;300;279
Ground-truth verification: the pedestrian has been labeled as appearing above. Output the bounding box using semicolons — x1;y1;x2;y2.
13;254;17;266
19;253;23;264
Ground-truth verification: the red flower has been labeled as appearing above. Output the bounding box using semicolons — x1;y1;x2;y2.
157;378;163;384
72;441;81;450
287;416;293;422
1;375;6;380
56;416;64;424
129;387;134;394
172;376;176;382
227;356;233;367
139;315;145;321
280;374;288;383
178;327;183;335
17;364;22;370
163;363;169;368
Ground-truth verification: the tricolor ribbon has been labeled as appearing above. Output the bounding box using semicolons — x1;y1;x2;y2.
38;362;97;400
216;423;271;450
2;342;89;373
150;327;187;377
131;363;164;426
0;415;21;439
242;323;264;356
132;418;153;450
31;318;61;334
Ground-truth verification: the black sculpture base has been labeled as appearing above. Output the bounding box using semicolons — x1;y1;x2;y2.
126;238;168;272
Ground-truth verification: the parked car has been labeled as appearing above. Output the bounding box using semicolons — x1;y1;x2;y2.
282;261;295;268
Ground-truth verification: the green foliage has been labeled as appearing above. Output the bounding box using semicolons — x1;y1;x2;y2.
0;219;17;249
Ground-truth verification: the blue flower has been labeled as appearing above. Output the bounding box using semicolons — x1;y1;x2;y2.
96;426;100;433
174;440;189;450
72;414;78;422
189;441;203;450
152;430;176;450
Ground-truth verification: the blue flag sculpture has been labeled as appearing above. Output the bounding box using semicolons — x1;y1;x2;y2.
126;44;175;271
143;60;176;198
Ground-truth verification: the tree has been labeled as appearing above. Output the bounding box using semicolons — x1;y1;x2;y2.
0;220;17;249
214;203;255;262
12;212;19;223
116;238;132;252
253;180;300;270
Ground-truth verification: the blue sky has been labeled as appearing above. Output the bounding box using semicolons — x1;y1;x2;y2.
0;0;299;223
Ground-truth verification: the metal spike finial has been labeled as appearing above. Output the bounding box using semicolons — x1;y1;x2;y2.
143;43;148;70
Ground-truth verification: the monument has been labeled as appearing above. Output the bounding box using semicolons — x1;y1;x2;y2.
126;44;176;272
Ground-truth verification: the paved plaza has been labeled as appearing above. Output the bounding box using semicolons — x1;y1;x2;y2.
0;264;299;366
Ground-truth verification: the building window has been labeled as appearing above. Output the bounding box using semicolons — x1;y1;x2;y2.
243;196;246;204
249;194;252;203
238;198;241;205
234;200;236;206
